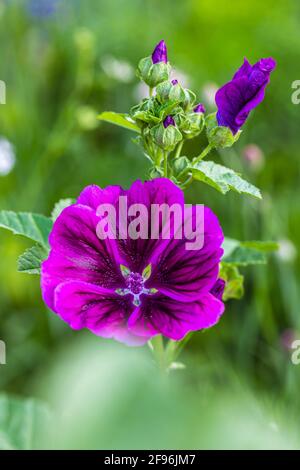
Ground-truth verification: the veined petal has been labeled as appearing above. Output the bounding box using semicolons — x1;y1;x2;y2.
42;204;125;310
149;206;224;301
54;280;146;346
139;293;225;341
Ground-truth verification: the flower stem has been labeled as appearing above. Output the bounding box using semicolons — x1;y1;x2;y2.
181;175;193;190
163;151;168;177
174;140;184;159
149;87;153;98
149;335;165;372
192;143;213;165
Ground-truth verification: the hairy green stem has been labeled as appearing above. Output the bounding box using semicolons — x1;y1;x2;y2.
149;335;165;372
181;175;193;190
164;151;168;177
174;140;184;159
192;143;213;165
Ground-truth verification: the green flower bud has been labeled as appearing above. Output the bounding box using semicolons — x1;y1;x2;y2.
150;117;182;151
173;156;190;176
156;80;186;104
136;56;171;88
149;166;164;179
182;89;197;111
181;112;204;139
206;112;241;149
130;100;160;126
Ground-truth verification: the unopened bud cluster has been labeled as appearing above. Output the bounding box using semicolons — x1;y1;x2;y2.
133;40;239;172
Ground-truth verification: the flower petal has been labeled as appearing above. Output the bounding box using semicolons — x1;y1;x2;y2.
216;57;276;134
41;204;124;310
116;178;185;272
77;184;122;210
137;293;225;341
149;206;224;301
54;280;147;346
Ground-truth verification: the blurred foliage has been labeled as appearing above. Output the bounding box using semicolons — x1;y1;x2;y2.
0;0;300;449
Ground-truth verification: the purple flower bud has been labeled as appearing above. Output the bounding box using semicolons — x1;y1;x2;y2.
163;115;175;128
171;79;178;85
216;57;276;134
193;103;206;114
152;40;168;64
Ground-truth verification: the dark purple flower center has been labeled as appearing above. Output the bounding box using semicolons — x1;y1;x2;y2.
171;79;178;85
116;270;157;307
126;272;144;295
163;115;175;128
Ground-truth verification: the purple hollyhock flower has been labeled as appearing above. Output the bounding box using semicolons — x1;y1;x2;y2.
215;57;276;134
41;179;224;346
152;40;168;64
163;115;175;128
193;103;206;114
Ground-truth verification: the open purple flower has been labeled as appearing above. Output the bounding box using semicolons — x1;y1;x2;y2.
152;40;168;64
41;179;224;346
215;57;276;134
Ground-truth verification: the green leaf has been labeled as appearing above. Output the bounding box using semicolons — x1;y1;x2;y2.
191;161;261;199
220;264;244;301
0;394;50;450
51;198;75;222
0;211;53;247
223;237;278;266
17;244;49;275
97;111;141;133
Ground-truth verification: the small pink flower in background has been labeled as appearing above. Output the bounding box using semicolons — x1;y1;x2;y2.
280;329;298;351
242;144;265;171
41;179;225;346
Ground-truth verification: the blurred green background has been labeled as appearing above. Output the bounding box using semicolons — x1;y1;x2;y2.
0;0;300;449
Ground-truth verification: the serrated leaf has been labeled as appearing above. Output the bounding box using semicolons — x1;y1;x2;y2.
97;111;140;133
191;161;261;199
0;394;50;450
17;245;49;274
0;211;53;247
51;198;75;222
220;264;244;301
223;237;278;266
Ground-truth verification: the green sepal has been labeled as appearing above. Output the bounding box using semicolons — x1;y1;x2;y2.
150;122;182;151
205;112;241;149
136;57;171;88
